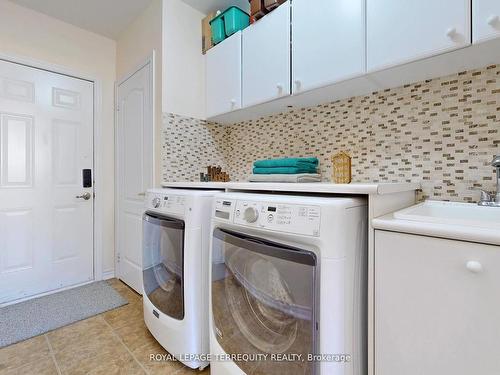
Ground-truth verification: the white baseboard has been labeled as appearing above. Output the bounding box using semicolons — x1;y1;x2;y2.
102;270;115;280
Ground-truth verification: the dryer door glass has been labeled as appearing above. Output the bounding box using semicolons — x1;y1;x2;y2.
212;228;318;375
143;211;185;320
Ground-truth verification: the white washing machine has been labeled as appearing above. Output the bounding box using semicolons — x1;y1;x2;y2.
209;192;368;375
142;188;222;370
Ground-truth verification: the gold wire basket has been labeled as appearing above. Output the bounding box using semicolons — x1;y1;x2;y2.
331;151;352;184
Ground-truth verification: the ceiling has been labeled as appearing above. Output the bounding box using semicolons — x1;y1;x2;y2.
181;0;249;15
10;0;153;39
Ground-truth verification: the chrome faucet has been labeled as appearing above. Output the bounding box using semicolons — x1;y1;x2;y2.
477;154;500;207
494;154;500;203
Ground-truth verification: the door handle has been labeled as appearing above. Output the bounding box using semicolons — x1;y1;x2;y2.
76;192;92;200
138;192;146;197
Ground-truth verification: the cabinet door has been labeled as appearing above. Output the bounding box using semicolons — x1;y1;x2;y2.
367;0;471;71
292;0;365;94
206;32;242;118
375;231;500;375
473;0;500;43
242;2;290;108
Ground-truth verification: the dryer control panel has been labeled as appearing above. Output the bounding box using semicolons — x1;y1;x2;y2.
214;198;321;237
146;193;186;215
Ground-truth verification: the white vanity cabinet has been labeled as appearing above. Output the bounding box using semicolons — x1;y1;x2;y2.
205;32;242;117
367;0;471;71
242;1;290;107
473;0;500;43
375;230;500;375
292;0;365;94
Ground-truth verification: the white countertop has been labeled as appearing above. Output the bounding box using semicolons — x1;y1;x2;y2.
161;181;420;195
373;212;500;246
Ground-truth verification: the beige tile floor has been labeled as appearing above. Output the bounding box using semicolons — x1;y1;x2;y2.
0;279;210;375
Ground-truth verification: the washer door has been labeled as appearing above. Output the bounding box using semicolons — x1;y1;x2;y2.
212;228;318;375
143;211;185;320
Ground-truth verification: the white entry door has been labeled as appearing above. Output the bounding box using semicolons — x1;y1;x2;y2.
116;61;154;294
0;59;94;304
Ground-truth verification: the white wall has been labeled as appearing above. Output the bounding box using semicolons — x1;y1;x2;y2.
0;0;117;276
116;0;163;185
163;0;206;119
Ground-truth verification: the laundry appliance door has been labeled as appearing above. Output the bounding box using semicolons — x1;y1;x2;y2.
143;212;185;320
212;228;318;375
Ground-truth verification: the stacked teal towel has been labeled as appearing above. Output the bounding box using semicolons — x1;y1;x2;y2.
253;157;318;174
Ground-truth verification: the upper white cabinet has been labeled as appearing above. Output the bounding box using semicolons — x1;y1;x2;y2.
242;2;290;108
206;31;242;117
375;230;500;375
292;0;365;94
205;0;500;122
367;0;471;72
473;0;500;43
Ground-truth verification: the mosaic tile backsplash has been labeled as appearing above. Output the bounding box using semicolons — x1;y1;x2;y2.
162;64;500;202
162;113;228;182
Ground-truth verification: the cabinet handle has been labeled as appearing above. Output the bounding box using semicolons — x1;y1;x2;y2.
466;261;483;273
446;27;457;39
487;15;499;26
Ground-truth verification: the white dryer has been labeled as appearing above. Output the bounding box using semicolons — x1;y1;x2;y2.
209;192;368;375
143;188;221;370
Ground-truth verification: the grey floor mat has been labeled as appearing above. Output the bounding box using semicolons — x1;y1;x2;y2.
0;281;128;348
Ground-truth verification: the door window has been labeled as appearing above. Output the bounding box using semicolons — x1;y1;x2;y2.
212;228;318;374
143;212;185;320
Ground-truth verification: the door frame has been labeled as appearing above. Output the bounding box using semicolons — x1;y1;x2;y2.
0;52;105;283
114;51;156;285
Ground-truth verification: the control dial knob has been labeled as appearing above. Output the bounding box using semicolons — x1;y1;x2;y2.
243;207;259;223
151;197;161;208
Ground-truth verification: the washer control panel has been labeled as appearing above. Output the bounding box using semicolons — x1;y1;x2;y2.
214;198;321;236
146;193;186;215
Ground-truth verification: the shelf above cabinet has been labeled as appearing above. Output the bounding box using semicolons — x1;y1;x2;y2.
208;37;500;125
182;0;249;15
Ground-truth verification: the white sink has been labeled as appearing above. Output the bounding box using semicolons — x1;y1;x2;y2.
393;200;500;229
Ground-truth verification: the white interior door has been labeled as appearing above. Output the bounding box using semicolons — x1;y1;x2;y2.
116;61;154;294
0;59;94;305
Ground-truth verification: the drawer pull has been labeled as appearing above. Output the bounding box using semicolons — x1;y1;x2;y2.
466;261;483;273
487;15;499;27
446;27;457;39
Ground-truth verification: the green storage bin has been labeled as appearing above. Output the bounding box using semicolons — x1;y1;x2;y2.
224;7;250;36
210;17;226;45
210;6;249;45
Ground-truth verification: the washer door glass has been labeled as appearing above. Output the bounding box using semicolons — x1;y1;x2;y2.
212;228;318;375
143;212;185;320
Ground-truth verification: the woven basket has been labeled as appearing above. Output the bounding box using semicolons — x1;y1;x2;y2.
331;151;352;184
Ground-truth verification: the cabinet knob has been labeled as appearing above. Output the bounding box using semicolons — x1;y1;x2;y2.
487;15;499;26
446;27;457;39
466;261;483;273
